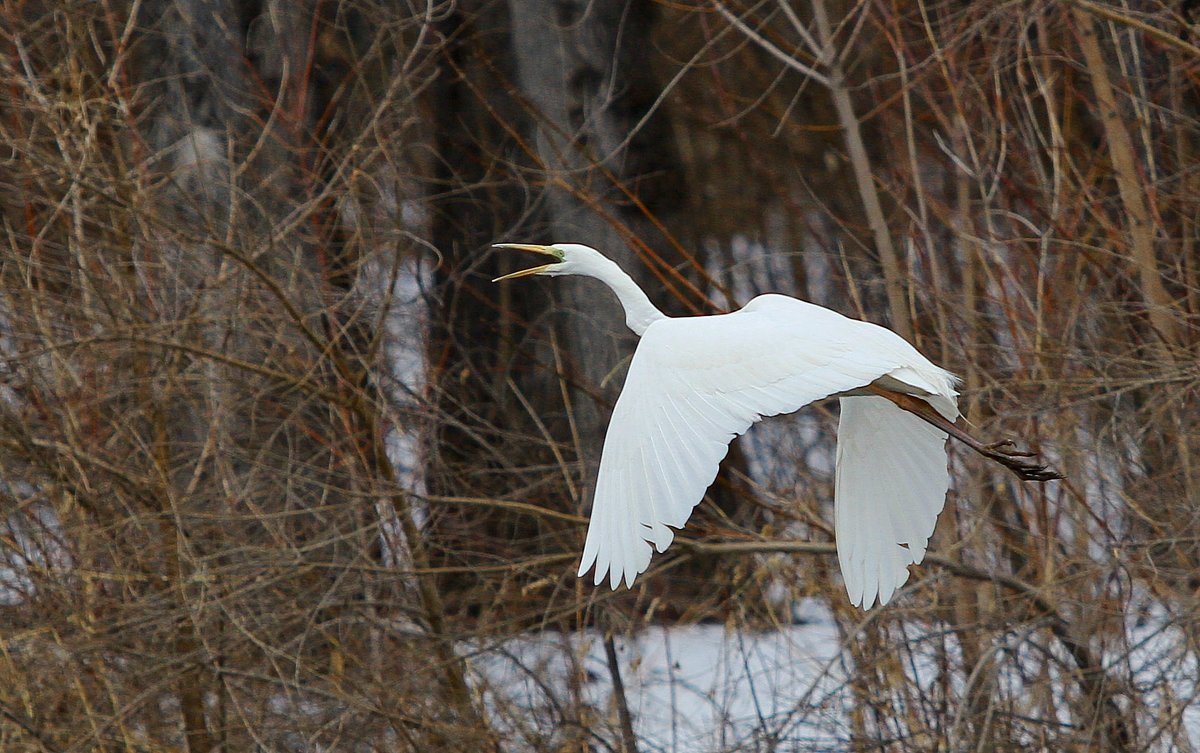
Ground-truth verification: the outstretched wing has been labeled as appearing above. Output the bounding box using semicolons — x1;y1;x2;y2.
577;294;958;596
835;395;952;608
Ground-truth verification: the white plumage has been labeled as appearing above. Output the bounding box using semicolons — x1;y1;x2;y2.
494;243;959;609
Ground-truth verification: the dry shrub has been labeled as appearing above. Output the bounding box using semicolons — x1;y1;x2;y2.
0;1;1196;752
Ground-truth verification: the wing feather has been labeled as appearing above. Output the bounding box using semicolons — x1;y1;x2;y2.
577;294;959;597
835;395;951;608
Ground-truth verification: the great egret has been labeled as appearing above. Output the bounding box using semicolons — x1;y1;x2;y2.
494;242;1057;608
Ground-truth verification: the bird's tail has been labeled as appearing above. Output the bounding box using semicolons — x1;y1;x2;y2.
835;395;951;608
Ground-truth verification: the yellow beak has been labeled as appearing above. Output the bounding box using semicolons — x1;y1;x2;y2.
492;244;562;282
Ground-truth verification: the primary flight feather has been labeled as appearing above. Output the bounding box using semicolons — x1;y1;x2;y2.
494;242;959;608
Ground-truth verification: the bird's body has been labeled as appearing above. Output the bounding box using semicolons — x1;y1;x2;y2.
583;293;958;608
494;243;959;608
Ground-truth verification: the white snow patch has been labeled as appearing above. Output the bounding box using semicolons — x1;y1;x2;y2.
474;609;857;753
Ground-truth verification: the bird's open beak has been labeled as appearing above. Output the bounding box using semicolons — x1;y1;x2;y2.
491;243;563;282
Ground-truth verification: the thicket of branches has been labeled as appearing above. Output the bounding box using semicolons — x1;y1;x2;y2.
1;1;1197;751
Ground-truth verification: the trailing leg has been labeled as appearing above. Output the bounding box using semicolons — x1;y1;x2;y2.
867;385;1062;482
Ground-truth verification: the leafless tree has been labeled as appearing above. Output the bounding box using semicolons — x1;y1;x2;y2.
1;1;1197;752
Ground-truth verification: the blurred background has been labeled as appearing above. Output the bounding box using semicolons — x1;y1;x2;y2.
1;1;1197;750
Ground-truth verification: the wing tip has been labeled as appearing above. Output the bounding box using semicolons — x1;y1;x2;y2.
841;553;917;610
575;548;653;591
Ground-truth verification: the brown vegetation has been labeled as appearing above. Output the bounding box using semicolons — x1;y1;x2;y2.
1;1;1197;751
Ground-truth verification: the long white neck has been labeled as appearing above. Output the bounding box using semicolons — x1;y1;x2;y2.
586;255;668;336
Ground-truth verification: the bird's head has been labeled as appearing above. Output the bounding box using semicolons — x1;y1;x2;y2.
491;243;609;281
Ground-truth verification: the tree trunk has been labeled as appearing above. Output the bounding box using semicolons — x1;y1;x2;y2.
503;0;754;619
422;0;564;621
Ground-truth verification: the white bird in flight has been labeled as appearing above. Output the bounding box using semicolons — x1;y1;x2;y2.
494;242;1057;608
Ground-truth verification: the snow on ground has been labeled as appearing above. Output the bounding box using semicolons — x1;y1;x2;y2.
474;600;854;753
472;597;1200;752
